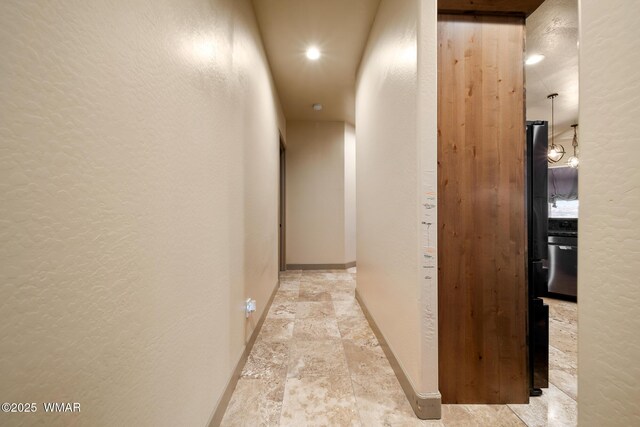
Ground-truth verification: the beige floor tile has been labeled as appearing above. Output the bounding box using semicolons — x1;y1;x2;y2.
333;300;366;320
544;298;577;325
550;315;577;337
288;339;350;378
293;317;341;340
300;272;334;281
439;405;525;427
274;289;299;302
259;318;294;342
268;298;297;319
337;316;378;346
296;301;336;319
302;271;353;281
330;272;355;280
330;279;356;289
281;270;302;277
439;405;477;426
220;377;285;427
421;419;446;426
279;281;300;291
329;288;356;301
508;384;577;427
280;375;361;427
325;270;351;280
222;271;579;427
342;339;395;377
465;405;526;426
241;339;289;379
298;289;333;302
549;345;577;401
549;319;577;364
351;371;422;426
299;281;355;297
299;281;330;293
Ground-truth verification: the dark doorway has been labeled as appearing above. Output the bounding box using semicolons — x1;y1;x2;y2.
279;137;286;271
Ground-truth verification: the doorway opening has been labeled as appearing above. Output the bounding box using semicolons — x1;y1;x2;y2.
525;0;579;406
278;135;286;272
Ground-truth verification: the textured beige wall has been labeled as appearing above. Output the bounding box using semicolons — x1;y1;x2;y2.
356;0;426;393
0;0;284;426
578;1;640;425
285;121;348;265
417;0;439;394
344;123;357;263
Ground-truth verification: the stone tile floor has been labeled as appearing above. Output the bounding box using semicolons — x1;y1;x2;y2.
221;269;577;426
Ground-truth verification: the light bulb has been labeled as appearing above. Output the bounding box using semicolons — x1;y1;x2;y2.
306;47;320;60
548;145;565;163
567;155;579;168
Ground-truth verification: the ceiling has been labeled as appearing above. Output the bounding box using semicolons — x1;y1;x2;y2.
253;0;578;132
525;0;579;146
252;0;381;124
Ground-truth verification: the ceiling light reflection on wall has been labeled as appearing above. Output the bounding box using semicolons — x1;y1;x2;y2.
525;54;545;65
401;45;417;64
306;46;321;60
192;39;216;61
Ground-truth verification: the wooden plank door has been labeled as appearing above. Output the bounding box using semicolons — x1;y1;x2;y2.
437;14;528;404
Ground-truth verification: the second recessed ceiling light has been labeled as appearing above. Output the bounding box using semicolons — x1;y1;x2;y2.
306;47;321;60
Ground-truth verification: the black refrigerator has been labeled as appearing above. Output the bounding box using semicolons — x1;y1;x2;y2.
526;121;550;395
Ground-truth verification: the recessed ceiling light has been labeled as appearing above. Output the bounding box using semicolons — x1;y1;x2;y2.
312;103;323;111
306;47;321;60
525;54;545;65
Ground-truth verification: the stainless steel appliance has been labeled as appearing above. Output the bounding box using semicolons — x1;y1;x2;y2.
548;219;578;298
526;121;550;395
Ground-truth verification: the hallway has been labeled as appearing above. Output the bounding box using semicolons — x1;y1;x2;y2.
220;270;578;426
2;1;638;425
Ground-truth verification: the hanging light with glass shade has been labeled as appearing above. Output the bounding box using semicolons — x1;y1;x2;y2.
567;124;579;168
547;93;565;164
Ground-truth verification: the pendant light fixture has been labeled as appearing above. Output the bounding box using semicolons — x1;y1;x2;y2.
567;124;579;168
547;93;565;164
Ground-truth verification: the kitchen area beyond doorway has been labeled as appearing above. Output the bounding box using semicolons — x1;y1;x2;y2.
526;0;579;302
524;0;579;412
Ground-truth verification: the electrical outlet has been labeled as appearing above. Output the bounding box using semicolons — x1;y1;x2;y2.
245;298;256;318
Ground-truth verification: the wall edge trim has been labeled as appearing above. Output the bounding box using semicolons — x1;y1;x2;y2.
286;261;356;270
355;290;442;420
207;279;281;427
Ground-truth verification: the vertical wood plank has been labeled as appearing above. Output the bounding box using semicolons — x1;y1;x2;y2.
437;14;528;404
